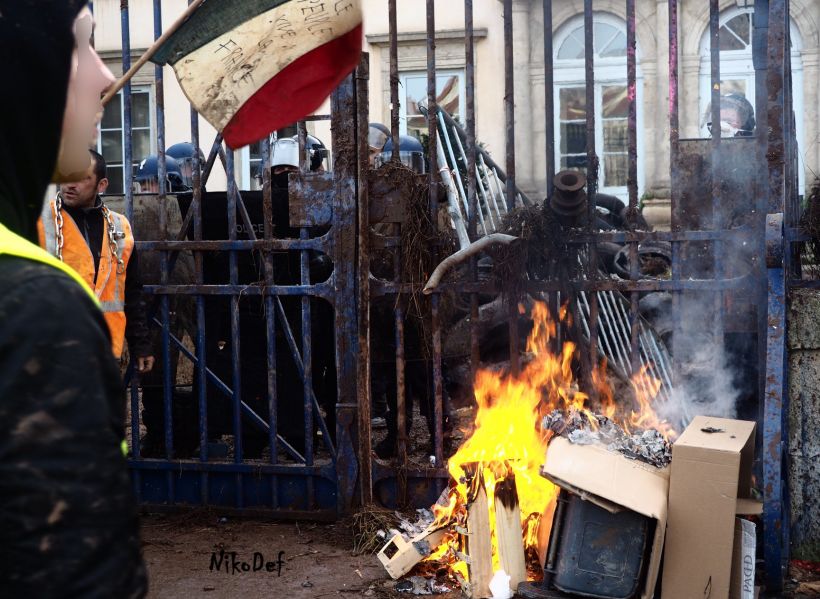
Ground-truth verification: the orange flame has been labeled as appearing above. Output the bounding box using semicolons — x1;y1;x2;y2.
426;300;674;581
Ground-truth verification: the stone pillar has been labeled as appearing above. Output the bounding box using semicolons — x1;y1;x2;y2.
511;0;534;194
787;289;820;558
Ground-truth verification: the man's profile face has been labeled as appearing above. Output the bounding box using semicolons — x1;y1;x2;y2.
60;165;106;208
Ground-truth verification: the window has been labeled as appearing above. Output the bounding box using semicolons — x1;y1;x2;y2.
98;87;153;194
553;14;641;198
698;7;804;193
399;71;465;140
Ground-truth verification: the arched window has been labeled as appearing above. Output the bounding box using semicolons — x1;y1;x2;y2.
698;6;805;193
553;13;643;199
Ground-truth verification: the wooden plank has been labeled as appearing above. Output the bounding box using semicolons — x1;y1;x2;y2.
466;468;493;599
494;475;527;591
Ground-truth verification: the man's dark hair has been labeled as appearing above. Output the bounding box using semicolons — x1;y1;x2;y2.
89;149;107;182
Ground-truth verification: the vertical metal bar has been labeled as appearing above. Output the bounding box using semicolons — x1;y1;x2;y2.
763;0;788;589
389;0;400;162
583;0;598;386
543;0;555;199
300;227;314;509
502;0;519;375
503;0;516;213
626;0;640;377
395;304;407;503
709;0;725;352
121;3;133;222
465;0;477;240
152;0;174;506
122;2;140;502
297;121;308;171
356;53;373;506
668;0;682;409
261;133;279;509
427;0;444;472
225;148;243;508
187;27;209;502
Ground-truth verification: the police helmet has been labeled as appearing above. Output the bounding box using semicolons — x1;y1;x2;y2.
270;137;300;172
134;155;189;193
167;142;205;187
376;134;426;174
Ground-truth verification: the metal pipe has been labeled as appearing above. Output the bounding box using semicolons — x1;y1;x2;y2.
452;126;489;235
478;154;504;224
438;111;471;220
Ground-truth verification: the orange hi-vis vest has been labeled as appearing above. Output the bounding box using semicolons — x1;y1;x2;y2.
37;199;135;358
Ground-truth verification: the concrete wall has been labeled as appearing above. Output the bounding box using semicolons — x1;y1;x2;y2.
788;288;820;560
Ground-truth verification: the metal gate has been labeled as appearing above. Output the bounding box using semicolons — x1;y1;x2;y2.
112;0;796;590
117;1;363;520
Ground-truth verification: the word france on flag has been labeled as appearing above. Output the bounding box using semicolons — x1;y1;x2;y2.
151;0;362;149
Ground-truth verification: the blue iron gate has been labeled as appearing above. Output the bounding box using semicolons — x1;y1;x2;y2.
110;0;796;591
116;1;363;520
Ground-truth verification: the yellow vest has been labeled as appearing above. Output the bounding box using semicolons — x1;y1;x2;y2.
37;199;135;358
0;221;128;457
0;221;98;301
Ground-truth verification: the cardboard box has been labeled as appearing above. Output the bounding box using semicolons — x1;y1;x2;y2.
730;518;757;599
376;524;447;579
662;416;756;599
541;436;670;599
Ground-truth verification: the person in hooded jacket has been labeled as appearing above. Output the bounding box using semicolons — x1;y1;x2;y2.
0;2;148;596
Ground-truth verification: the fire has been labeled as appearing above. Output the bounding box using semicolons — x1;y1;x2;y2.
425;300;675;583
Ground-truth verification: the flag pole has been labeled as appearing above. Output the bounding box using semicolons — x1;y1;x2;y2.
102;0;206;107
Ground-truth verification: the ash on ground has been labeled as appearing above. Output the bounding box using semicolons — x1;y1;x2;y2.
543;409;672;468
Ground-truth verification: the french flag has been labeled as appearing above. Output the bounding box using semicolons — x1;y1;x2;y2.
152;0;362;149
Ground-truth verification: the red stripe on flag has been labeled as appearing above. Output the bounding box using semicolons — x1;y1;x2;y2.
223;24;363;149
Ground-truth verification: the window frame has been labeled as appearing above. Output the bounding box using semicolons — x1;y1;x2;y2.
697;6;805;194
398;69;466;137
97;85;155;195
552;13;644;199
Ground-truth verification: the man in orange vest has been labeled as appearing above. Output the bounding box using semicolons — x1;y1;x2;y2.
38;149;154;371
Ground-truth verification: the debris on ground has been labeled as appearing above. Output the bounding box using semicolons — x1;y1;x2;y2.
543;408;672;468
395;574;452;595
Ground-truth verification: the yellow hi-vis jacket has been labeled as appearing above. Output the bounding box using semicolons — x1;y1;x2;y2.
37;199;135;358
0;220;129;458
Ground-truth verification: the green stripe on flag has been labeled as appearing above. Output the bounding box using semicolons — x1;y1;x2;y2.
152;0;291;66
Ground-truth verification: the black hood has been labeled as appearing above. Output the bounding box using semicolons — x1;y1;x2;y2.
0;0;87;242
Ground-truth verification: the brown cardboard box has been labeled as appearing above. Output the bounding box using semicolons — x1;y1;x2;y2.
662;416;756;599
541;437;670;599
